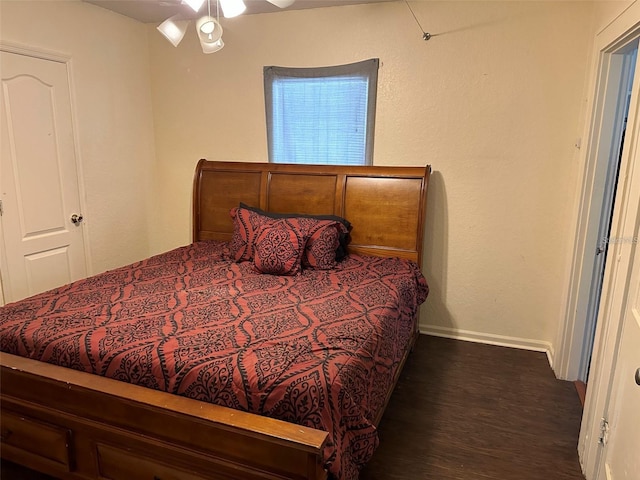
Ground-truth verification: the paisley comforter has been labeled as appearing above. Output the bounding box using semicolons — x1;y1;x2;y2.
0;241;428;479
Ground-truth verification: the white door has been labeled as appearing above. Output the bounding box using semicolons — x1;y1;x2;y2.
0;50;87;303
601;212;640;479
604;313;640;480
597;72;640;479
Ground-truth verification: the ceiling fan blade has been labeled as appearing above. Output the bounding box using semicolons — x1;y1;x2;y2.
265;0;295;8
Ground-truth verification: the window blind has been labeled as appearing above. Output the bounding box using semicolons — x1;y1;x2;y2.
264;59;378;166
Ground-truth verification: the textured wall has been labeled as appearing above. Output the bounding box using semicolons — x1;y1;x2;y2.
0;0;633;355
148;1;597;351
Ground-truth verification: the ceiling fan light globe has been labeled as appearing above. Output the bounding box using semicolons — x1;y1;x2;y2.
200;20;215;34
196;16;223;43
157;15;189;47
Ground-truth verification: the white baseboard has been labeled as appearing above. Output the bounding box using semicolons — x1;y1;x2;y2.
420;324;555;368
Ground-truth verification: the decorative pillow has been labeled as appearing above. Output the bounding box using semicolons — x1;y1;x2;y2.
239;203;352;261
229;207;273;262
303;220;348;270
253;219;306;275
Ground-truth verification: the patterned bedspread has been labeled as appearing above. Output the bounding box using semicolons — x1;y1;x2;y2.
0;241;428;479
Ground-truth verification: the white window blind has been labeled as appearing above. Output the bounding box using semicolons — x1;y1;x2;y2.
264;59;379;166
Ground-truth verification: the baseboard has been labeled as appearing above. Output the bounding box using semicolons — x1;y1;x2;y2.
420;324;554;367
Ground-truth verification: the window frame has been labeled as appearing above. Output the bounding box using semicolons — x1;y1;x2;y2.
263;58;379;166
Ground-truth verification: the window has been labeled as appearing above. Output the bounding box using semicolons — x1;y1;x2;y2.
264;59;379;166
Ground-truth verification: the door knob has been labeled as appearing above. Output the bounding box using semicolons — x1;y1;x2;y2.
635;368;640;386
71;214;83;225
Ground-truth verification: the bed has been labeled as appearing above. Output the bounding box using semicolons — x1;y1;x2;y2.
0;160;431;480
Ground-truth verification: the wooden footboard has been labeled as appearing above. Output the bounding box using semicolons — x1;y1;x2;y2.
0;322;420;480
0;352;329;480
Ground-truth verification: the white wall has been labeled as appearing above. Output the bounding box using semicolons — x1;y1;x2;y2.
0;0;157;275
147;1;597;352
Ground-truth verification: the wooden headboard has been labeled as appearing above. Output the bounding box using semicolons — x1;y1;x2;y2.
193;160;431;265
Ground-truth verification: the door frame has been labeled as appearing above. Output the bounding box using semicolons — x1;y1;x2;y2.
554;6;640;382
0;41;92;300
556;4;640;478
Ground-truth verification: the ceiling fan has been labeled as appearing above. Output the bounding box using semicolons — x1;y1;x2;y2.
157;0;296;53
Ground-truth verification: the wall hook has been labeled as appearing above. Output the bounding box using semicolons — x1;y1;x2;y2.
406;1;431;41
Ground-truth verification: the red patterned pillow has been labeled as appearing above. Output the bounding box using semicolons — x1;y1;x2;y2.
239;202;351;260
253;219;306;275
303;220;348;269
229;207;273;262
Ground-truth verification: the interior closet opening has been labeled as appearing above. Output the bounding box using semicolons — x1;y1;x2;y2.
557;37;640;387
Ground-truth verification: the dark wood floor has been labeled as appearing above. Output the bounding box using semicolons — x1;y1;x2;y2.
1;335;585;480
360;335;585;480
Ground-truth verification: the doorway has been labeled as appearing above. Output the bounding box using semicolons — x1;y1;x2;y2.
556;38;639;384
580;34;640;480
572;8;640;478
582;44;638;384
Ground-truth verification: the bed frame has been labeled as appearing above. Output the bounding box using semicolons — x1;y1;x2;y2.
1;160;431;480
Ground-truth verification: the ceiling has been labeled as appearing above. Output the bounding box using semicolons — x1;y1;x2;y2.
83;0;395;24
